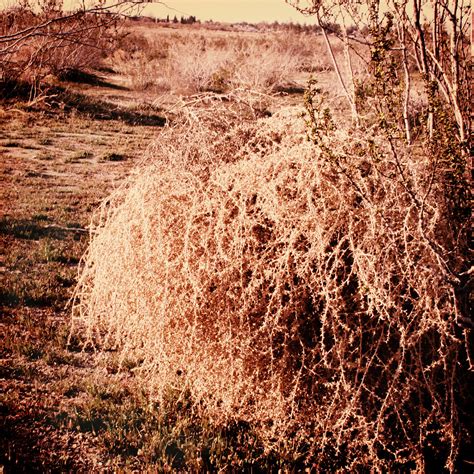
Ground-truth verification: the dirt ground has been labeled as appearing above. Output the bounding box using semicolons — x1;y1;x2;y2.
0;71;169;471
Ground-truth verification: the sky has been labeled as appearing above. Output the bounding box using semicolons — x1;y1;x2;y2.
0;0;317;24
136;1;314;24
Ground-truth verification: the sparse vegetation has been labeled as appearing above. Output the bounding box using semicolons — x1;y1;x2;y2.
0;0;143;92
110;25;343;94
2;3;472;471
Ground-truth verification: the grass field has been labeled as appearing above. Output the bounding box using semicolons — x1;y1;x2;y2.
0;88;165;470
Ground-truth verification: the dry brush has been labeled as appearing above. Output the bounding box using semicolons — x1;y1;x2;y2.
71;98;471;469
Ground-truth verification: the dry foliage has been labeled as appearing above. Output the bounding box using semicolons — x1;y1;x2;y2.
0;0;137;88
109;28;342;94
72;97;469;469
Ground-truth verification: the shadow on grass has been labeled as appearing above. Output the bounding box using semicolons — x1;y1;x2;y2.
0;409;79;473
58;68;127;91
60;90;166;126
275;83;306;94
0;80;36;100
0;218;73;240
0;80;166;127
0;287;62;309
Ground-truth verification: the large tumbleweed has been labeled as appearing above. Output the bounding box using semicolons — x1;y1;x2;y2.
72;106;470;470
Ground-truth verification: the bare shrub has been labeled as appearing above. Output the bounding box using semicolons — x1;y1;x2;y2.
109;32;171;91
110;29;318;94
110;49;166;91
109;32;234;94
72;102;467;469
167;40;234;94
0;0;138;90
231;41;302;92
164;32;304;94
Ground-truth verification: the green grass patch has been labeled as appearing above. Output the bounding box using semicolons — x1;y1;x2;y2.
63;383;295;471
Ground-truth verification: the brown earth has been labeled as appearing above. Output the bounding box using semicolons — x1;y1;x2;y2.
0;73;167;471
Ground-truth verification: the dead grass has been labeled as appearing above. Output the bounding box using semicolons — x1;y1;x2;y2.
0;96;167;469
109;26;340;95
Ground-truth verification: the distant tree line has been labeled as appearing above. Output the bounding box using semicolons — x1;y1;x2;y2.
148;14;199;24
131;15;353;35
237;21;353;35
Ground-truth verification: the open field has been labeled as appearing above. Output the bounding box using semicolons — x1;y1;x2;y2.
1;12;472;472
0;85;166;470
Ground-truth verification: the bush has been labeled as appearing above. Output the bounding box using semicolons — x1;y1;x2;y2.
0;2;122;88
72;101;469;469
108;29;326;94
231;41;302;92
168;40;234;94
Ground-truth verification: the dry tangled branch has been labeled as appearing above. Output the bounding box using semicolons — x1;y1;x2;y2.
0;0;151;88
71;102;470;470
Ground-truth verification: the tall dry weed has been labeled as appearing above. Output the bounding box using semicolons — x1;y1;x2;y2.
168;40;234;94
72;100;469;469
109;29;322;94
110;49;167;91
231;42;302;92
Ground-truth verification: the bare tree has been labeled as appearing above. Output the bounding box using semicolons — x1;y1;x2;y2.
0;0;156;93
287;0;471;146
288;1;472;470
